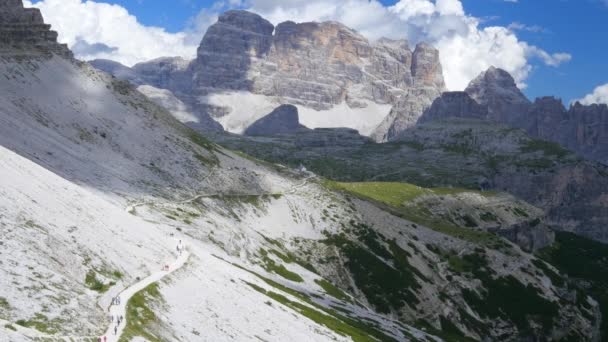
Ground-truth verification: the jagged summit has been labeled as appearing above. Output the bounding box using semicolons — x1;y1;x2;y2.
464;66;530;124
0;0;72;58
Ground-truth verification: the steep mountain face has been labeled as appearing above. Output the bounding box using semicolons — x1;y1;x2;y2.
91;10;445;137
526;98;608;165
418;91;488;124
0;0;71;58
464;66;531;125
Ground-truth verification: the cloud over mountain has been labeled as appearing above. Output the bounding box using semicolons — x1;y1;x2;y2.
27;0;571;90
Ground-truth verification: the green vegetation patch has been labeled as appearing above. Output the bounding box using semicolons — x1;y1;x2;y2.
15;313;62;334
0;297;9;310
539;231;608;337
245;282;399;342
120;283;163;342
325;181;428;207
462;275;558;334
85;269;114;293
520;139;569;159
223;257;401;342
314;279;353;303
480;212;498;223
415;317;477;342
322;233;421;314
326;181;502;246
259;249;304;283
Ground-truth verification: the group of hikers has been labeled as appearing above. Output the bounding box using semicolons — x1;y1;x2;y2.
98;296;124;341
110;314;124;335
98;240;185;341
111;296;121;306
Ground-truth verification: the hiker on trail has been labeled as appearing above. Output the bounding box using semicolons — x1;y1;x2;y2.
115;326;118;335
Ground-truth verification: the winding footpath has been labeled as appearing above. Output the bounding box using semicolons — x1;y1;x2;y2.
101;243;190;342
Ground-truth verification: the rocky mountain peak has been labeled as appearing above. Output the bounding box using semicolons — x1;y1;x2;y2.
0;0;72;58
215;10;275;36
465;66;530;124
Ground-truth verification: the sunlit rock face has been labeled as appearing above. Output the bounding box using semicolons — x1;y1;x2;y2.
0;0;72;58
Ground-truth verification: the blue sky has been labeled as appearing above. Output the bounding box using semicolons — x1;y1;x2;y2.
31;0;608;103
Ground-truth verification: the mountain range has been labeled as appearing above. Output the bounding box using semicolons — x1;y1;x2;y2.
2;2;608;342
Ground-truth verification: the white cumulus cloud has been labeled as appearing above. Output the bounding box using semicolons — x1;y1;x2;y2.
244;0;571;90
26;0;571;90
575;84;608;105
25;0;206;66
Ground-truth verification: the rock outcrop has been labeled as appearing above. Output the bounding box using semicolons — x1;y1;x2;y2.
132;57;192;95
191;10;274;93
92;10;445;137
371;43;445;141
244;104;308;136
418;91;488;124
0;0;72;58
525;98;608;164
464;66;530;125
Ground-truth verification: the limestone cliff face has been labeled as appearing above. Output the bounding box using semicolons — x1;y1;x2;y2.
0;0;72;58
191;12;445;114
190;10;274;93
526;98;608;164
93;10;446;137
371;43;446;141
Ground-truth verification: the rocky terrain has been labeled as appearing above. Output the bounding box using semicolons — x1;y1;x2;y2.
0;0;71;58
1;1;605;341
429;66;608;165
213;119;608;244
91;10;445;138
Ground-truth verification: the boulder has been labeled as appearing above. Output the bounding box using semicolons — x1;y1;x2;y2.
244;105;308;136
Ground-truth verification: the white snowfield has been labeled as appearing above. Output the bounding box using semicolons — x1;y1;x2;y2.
200;91;391;136
0;55;437;341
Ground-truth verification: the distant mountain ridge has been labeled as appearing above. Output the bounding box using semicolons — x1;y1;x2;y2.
415;66;608;165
